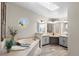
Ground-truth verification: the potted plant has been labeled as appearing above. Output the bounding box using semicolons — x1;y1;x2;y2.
5;26;18;53
5;39;13;53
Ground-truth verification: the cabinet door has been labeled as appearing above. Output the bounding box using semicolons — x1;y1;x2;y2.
45;36;49;44
59;36;68;47
42;36;49;45
63;37;67;47
42;37;46;45
59;37;64;46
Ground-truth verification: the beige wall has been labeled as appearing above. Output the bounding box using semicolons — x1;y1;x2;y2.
68;3;79;56
6;3;48;39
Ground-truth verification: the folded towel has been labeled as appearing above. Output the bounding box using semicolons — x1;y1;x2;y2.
21;43;30;47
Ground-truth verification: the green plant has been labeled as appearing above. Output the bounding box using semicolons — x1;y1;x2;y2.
5;39;13;53
8;26;18;43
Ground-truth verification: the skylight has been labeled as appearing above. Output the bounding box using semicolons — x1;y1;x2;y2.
38;2;59;11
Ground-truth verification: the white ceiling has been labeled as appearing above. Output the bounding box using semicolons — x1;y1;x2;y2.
12;2;68;18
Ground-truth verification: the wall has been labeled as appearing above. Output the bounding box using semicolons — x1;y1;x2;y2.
68;3;79;56
6;3;48;39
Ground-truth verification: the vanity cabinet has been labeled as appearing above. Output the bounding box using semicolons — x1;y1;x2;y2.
59;36;68;47
42;36;49;45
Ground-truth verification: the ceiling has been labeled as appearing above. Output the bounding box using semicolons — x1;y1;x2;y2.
12;2;69;18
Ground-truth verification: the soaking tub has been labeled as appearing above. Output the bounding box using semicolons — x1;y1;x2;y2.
1;38;41;56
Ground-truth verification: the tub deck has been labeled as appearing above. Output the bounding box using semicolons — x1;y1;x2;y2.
1;38;41;56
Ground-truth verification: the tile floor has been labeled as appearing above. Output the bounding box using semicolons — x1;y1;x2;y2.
40;45;68;56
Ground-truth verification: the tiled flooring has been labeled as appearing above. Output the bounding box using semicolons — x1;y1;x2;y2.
40;45;68;56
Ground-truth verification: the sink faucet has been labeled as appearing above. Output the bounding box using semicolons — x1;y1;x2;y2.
53;33;54;36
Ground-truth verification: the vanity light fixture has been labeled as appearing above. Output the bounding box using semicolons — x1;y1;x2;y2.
39;20;45;23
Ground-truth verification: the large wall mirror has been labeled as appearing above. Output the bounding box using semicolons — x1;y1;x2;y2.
1;2;6;41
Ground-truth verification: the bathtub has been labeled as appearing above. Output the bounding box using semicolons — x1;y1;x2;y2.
1;38;41;56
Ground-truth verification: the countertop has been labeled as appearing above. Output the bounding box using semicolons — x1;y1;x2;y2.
41;33;68;37
41;33;61;37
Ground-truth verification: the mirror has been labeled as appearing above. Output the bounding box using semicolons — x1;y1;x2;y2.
63;22;68;35
37;23;45;33
54;22;61;34
47;23;54;33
